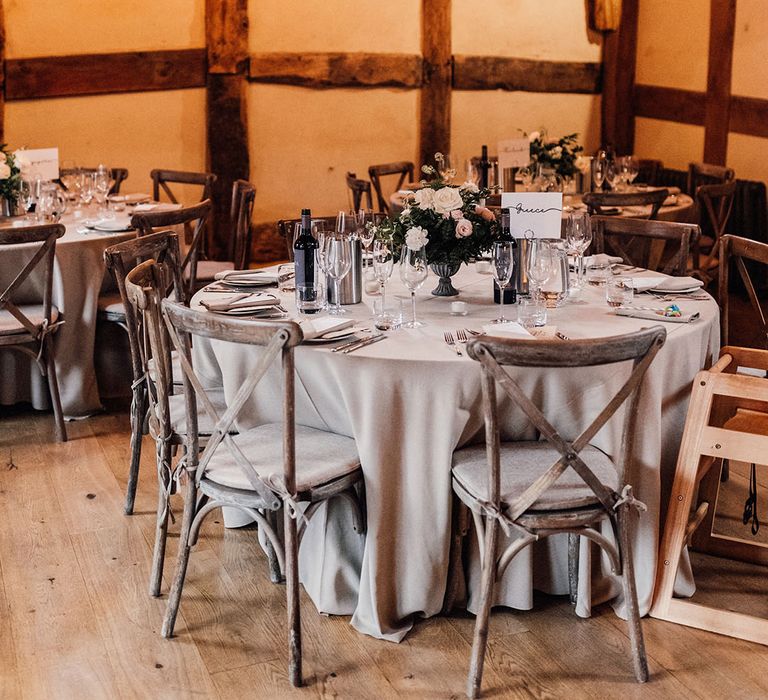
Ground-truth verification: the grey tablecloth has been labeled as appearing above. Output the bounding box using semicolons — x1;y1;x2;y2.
0;215;132;417
190;265;719;641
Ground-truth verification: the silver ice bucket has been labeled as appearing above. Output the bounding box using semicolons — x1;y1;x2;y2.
326;238;363;305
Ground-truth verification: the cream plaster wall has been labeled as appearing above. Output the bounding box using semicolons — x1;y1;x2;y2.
732;0;768;100
634;118;705;171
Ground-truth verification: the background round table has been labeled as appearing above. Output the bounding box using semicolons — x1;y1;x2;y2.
190;264;719;641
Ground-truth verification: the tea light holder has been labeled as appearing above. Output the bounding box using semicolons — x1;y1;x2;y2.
450;301;468;316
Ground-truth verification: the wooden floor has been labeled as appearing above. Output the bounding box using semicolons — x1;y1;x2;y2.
3;404;768;699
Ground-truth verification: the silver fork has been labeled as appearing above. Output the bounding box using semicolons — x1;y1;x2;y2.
444;331;462;356
456;329;469;345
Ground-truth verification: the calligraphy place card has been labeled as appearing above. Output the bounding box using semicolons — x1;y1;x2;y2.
497;138;530;171
15;148;60;181
501;192;563;238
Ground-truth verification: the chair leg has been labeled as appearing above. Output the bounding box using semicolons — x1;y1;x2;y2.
45;346;67;443
124;384;146;515
264;509;284;584
149;441;172;597
616;506;649;683
567;532;580;605
161;475;197;638
284;508;302;687
467;517;499;700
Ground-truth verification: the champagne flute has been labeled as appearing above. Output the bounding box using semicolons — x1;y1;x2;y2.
605;159;620;191
399;244;428;328
326;236;352;316
491;240;515;323
593;151;607;191
357;209;376;273
372;238;395;329
94;165;111;216
79;171;94;207
19;180;35;221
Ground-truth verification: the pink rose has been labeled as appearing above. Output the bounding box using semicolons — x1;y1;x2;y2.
455;218;473;238
450;209;463;219
474;205;496;222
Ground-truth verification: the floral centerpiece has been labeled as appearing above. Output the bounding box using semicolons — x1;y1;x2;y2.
378;153;498;296
526;130;585;180
0;145;21;215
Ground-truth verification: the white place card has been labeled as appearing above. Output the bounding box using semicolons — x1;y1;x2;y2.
14;148;59;180
497;138;530;170
501;192;563;238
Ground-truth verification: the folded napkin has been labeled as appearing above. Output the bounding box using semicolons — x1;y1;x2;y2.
299;317;355;340
632;275;704;293
616;307;700;323
200;292;278;312
133;202;183;213
584;253;623;267
214;269;279;284
482;321;534;339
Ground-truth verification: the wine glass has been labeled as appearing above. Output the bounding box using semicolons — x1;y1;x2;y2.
59;160;78;195
564;212;592;289
527;239;554;304
436;153;454;182
491;240;515;323
593;150;607;191
399;244;428;328
326;236;352;316
519;166;534;191
624;156;639;187
356;209;376;272
605;160;620;191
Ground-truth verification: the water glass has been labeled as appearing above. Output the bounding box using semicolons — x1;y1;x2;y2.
518;296;547;328
586;264;610;286
277;263;295;293
606;276;634;307
373;296;403;331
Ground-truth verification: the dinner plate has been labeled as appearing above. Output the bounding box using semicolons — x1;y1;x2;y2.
303;329;359;344
92;219;133;232
218;276;277;288
213;305;284;317
649;286;703;295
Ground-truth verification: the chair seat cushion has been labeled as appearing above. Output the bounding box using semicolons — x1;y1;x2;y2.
193;260;235;282
204;423;360;493
452;441;618;511
0;305;59;335
148;351;184;386
97;292;125;317
166;389;237;435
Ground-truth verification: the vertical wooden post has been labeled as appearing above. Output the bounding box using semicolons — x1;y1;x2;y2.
419;0;451;170
0;0;6;144
600;0;639;154
703;0;736;165
206;0;250;259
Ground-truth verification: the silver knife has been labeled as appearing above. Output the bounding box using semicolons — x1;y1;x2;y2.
342;334;386;354
331;334;371;352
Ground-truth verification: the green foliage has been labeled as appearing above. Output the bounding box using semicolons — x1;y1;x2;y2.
527;131;584;179
0;145;21;202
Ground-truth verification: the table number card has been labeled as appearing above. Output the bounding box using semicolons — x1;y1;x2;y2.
501;192;563;238
14;148;59;180
497;138;530;171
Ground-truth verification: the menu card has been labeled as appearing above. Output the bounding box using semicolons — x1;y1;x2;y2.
497;138;530;171
14;148;59;180
501;192;563;238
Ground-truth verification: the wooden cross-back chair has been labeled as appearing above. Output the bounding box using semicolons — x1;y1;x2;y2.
687;161;735;196
159;300;365;687
131;199;212;302
103;231;184;517
0;224;66;442
718;234;768;349
582;188;669;220
59;167;129;195
591;216;701;276
692;181;737;284
452;327;667;698
278;215;338;261
123;257;235;597
346;171;373;211
636;159;663;186
368;161;415;214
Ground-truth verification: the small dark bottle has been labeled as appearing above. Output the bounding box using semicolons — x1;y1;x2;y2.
294;208;321;314
479;145;490;190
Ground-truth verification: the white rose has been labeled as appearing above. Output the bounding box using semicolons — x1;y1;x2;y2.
405;226;428;251
0;162;10;180
414;187;435;210
528;131;541;142
550;146;563;159
574;155;591;174
455;218;473;238
432;186;464;215
460;180;479;193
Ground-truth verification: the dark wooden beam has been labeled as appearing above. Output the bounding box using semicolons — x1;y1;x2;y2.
703;0;737;165
600;0;639;153
5;49;207;100
453;56;601;94
248;52;423;89
730;95;768;139
633;85;706;126
206;0;249;259
419;0;452;169
0;0;5;143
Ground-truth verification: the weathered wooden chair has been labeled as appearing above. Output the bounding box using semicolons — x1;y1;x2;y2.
159;300;365;687
346;171;373;212
692;181;736;284
123;256;234;596
582;188;669;220
368;161;415;214
131;199;212;302
591;216;700;276
102;231;186;517
718;234;768;348
452;327;667;698
650;346;768;645
194;180;256;282
0;224;67;442
278;215;338;261
59;167;129;195
687;161;735;197
636;158;663;186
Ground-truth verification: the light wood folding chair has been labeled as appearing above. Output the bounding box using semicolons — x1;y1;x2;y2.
159;300;365;686
0;224;67;441
368;161;415;214
452;327;667;698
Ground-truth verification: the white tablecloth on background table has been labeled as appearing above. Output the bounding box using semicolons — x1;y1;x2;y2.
190;265;719;641
0;213;132;417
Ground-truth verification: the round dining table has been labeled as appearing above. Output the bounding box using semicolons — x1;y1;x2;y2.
190;264;719;642
0;211;133;417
